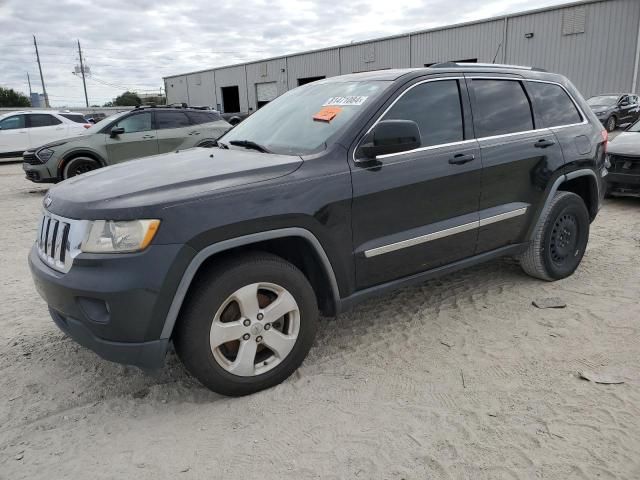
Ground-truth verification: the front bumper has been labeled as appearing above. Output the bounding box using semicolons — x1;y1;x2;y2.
22;161;57;183
29;243;193;369
606;154;640;196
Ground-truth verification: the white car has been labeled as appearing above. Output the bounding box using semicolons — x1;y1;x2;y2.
0;110;91;157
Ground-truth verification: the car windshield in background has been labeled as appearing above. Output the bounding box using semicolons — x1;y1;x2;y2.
219;80;392;156
587;95;618;106
86;112;126;132
627;120;640;132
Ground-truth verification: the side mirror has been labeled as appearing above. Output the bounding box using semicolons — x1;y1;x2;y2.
110;126;125;137
359;120;421;159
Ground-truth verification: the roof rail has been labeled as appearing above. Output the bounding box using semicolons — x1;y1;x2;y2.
429;61;547;72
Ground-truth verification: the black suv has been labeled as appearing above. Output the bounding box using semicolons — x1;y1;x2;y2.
29;64;607;396
587;93;640;132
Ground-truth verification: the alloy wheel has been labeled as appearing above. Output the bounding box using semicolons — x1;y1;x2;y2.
209;282;300;377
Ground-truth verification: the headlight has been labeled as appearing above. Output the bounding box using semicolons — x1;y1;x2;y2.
36;148;55;162
36;141;67;163
81;219;160;253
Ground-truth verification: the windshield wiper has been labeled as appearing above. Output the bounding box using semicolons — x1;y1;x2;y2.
217;141;229;149
229;140;271;153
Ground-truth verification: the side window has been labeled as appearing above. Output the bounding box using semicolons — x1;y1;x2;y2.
156;111;191;130
472;80;534;137
382;80;464;147
526;82;582;127
114;113;152;133
60;114;88;123
186;111;221;124
27;114;63;128
0;115;25;130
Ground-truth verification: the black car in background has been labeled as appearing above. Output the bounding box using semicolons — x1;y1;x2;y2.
587;93;640;132
605;118;640;197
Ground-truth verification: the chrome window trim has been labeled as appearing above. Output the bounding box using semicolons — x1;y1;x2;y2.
364;206;528;258
353;76;589;162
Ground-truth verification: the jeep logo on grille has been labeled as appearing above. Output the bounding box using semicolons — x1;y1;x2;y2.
44;196;52;208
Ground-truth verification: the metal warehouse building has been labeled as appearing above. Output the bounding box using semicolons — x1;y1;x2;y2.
164;0;640;114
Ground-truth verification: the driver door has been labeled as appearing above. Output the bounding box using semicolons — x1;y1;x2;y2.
350;78;481;289
0;114;28;154
105;111;158;163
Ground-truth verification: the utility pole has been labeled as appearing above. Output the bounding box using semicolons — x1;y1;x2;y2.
27;73;32;96
33;35;50;108
77;40;89;107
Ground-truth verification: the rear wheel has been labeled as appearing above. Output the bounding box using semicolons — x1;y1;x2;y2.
62;156;100;180
174;252;318;396
520;191;590;281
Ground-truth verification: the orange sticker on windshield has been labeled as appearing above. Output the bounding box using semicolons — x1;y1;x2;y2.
313;106;342;122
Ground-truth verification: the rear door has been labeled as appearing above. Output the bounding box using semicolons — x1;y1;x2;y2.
467;76;565;254
350;77;482;289
25;114;67;148
155;111;195;153
0;114;28;154
105;111;158;163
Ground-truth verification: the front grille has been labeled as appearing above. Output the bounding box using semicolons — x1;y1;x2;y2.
36;212;87;273
23;150;41;165
609;155;640;174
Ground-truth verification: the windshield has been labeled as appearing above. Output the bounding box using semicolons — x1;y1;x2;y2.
627;119;640;132
587;95;619;106
86;111;128;132
220;80;391;156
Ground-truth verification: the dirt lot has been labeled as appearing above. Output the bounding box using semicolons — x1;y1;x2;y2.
0;162;639;479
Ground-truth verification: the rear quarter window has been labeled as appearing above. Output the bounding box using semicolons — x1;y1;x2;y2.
60;114;88;123
471;79;534;137
186;111;222;124
526;82;582;128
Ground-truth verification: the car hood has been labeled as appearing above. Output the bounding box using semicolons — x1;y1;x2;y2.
33;132;95;151
608;132;640;156
46;147;303;219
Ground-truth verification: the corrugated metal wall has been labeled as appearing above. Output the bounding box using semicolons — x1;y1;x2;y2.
506;0;640;97
411;19;506;66
245;58;288;111
214;65;249;113
339;37;411;74
186;70;216;107
286;49;340;89
165;0;640;107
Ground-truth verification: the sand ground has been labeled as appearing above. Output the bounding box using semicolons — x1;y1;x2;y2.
0;162;639;479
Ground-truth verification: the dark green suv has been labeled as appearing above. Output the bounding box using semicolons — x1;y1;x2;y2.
22;107;231;182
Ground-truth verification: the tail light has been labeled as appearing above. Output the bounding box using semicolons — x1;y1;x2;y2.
83;124;91;129
601;129;608;153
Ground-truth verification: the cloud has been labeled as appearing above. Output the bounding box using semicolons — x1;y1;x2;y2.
0;0;569;107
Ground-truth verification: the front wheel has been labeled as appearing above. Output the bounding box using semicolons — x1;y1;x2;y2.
520;191;590;281
62;156;100;180
174;252;318;396
605;116;617;132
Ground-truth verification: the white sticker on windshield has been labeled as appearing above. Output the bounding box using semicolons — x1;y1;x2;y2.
323;96;368;106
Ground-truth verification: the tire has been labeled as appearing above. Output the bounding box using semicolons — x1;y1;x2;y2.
520;191;590;281
173;252;318;396
605;115;617;133
62;156;100;180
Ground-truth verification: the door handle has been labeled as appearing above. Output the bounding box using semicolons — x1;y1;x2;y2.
449;153;475;165
188;131;201;136
142;135;155;139
534;139;555;148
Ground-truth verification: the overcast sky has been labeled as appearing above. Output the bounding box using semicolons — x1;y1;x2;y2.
1;0;572;107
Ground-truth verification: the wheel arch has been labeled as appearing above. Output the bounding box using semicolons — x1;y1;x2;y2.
58;149;106;178
530;169;599;240
160;228;341;340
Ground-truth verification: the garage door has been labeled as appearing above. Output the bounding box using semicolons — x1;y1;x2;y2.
256;82;278;102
